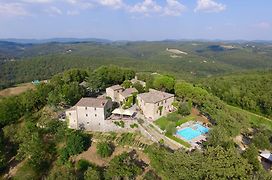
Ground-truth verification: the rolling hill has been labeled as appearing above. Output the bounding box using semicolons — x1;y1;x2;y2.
0;40;272;89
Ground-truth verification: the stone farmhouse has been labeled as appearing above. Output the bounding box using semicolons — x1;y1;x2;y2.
130;76;146;87
137;89;175;120
66;97;112;131
106;85;138;104
66;84;175;131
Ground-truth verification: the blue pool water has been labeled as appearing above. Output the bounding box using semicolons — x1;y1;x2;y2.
176;124;209;141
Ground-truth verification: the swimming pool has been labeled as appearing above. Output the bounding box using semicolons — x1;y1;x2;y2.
176;124;209;141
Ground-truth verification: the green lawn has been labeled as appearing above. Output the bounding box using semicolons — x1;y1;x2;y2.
175;115;195;127
155;113;195;130
166;134;191;148
154;117;169;130
228;105;272;130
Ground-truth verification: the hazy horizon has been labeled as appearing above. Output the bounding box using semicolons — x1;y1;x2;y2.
0;0;271;40
1;37;272;42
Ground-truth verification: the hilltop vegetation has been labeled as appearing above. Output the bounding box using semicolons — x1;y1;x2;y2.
1;41;272;89
0;39;272;179
200;70;272;118
0;66;272;179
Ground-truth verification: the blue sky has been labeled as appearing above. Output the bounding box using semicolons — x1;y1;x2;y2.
0;0;271;40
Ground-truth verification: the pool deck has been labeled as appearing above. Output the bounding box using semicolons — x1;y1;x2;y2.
175;121;209;149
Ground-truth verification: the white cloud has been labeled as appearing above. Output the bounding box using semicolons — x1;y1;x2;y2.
64;0;93;9
98;0;124;9
45;6;62;15
0;3;29;17
0;0;187;17
128;0;186;16
21;0;53;3
195;0;226;13
129;0;162;15
163;0;186;16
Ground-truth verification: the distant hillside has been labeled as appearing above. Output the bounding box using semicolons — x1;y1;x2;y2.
0;41;272;89
199;70;272;118
0;38;111;44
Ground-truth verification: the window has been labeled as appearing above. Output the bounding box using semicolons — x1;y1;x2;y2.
87;122;89;124
86;114;88;117
165;100;167;103
69;113;71;116
94;107;96;111
95;114;97;117
85;107;87;110
157;103;159;106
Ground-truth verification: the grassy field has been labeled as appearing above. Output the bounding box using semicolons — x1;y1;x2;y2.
155;113;196;130
0;82;35;98
166;134;191;148
228;105;272;130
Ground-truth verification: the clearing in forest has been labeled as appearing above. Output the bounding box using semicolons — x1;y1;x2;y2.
0;83;35;97
166;48;188;55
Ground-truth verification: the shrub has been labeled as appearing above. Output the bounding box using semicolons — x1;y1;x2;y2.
159;139;164;144
122;80;132;88
178;102;191;116
144;170;160;180
84;167;101;180
123;96;134;109
59;131;91;164
133;82;145;93
105;152;143;179
130;123;139;128
165;123;176;135
252;132;271;150
114;121;125;128
66;131;90;155
76;159;91;171
242;144;261;171
167;113;182;122
96;142;114;158
59;147;70;164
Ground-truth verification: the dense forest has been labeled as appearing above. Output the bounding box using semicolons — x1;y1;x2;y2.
200;71;272;118
1;41;272;89
1;66;272;179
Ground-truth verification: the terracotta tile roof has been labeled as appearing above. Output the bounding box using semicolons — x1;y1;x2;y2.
107;85;123;91
76;98;109;108
131;79;146;86
119;88;138;98
137;90;174;103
